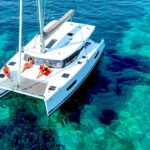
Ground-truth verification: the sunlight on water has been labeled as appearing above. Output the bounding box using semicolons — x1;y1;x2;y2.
117;9;150;58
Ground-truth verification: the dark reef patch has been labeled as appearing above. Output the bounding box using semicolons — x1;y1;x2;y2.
115;84;122;96
107;55;139;72
117;76;140;85
90;75;110;94
99;109;118;125
68;111;81;123
98;76;110;92
0;107;62;149
108;54;150;74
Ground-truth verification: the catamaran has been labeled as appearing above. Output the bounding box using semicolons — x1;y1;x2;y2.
0;0;105;115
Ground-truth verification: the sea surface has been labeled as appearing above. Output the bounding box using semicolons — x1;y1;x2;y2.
0;0;150;149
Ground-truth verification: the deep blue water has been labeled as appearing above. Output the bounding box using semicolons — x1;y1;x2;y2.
0;0;150;149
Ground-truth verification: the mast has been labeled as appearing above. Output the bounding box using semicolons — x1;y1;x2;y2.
18;0;23;87
37;0;45;53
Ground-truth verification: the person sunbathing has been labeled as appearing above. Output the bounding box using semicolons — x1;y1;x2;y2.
37;62;51;79
2;65;11;79
21;57;34;73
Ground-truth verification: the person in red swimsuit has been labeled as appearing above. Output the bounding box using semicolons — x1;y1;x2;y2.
21;57;34;73
2;65;11;79
37;62;51;79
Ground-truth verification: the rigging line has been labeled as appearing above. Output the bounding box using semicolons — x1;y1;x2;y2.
34;0;40;28
72;0;84;43
72;0;77;9
78;26;89;62
48;0;54;20
43;0;46;25
72;0;89;62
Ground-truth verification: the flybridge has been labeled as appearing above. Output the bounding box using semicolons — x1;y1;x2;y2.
25;21;95;60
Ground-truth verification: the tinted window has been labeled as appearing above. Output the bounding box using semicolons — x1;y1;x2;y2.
24;54;63;68
63;49;81;67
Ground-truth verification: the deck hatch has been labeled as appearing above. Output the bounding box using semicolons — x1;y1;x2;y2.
67;33;73;36
85;42;91;47
8;61;16;66
78;61;82;64
67;80;77;91
82;56;86;59
49;86;56;91
46;39;57;49
62;73;70;78
0;74;5;78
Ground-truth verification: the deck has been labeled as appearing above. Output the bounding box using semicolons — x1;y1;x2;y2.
0;74;47;99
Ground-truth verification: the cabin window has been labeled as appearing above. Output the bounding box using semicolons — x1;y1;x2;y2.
24;54;63;68
63;52;79;66
63;44;88;67
46;39;57;49
63;49;82;67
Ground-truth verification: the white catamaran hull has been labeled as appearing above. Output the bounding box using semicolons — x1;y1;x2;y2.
44;39;105;115
0;89;9;98
0;38;105;116
0;8;105;116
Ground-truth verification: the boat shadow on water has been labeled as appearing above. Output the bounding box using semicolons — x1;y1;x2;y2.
59;54;106;124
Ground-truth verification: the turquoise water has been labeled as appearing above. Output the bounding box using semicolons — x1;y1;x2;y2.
0;0;150;149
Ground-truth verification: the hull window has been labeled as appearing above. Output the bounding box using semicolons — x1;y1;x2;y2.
94;51;99;59
67;80;77;91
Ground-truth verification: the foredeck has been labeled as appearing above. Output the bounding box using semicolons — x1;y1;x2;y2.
0;74;47;99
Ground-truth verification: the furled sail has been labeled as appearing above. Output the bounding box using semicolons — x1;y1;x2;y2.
43;9;74;38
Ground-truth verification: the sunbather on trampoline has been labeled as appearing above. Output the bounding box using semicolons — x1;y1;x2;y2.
2;64;11;79
37;62;51;79
21;57;34;73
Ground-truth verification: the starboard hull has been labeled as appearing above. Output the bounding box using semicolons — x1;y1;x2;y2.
44;39;105;115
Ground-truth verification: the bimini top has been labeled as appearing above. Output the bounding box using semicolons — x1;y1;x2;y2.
24;21;95;61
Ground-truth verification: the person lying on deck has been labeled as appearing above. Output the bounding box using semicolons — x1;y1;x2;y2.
2;65;11;79
21;57;34;73
37;62;51;79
